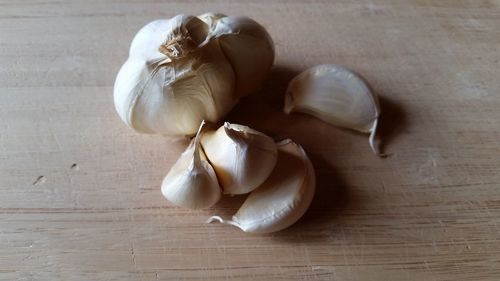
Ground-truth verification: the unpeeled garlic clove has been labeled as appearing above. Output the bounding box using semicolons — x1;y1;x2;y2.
161;121;221;209
199;13;275;97
207;139;315;233
284;64;383;155
114;13;274;137
200;122;277;195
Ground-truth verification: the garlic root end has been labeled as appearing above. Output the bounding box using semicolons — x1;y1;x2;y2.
206;215;224;224
206;215;241;228
368;119;387;158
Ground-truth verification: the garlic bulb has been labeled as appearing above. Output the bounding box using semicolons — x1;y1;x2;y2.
114;13;274;137
201;122;277;195
161;121;221;209
207;139;315;233
284;64;382;155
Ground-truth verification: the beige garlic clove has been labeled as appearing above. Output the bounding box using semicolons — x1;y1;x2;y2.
199;13;275;97
114;14;274;137
200;122;278;195
284;64;383;155
161;121;221;209
207;139;315;233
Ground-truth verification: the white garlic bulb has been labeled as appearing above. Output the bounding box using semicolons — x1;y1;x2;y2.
201;122;277;195
114;13;274;136
284;64;382;155
207;139;316;233
161;121;221;209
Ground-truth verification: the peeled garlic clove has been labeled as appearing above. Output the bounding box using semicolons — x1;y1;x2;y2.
201;122;277;195
284;64;382;155
200;13;275;97
161;121;221;209
114;14;274;137
207;139;315;233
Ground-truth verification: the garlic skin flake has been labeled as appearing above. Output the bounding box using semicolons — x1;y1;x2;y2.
201;122;277;195
161;122;221;209
284;64;382;155
207;139;315;233
114;13;274;137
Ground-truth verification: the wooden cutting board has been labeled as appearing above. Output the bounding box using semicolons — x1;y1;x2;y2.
1;1;499;280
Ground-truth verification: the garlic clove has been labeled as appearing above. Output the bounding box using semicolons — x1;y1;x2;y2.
114;57;155;134
200;14;275;97
284;64;382;155
200;122;277;195
207;139;315;233
161;121;221;209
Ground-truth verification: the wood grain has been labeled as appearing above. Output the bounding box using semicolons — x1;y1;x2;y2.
1;1;500;280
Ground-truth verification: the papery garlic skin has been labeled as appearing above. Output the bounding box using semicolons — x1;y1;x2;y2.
207;139;315;233
201;122;277;195
284;64;382;154
161;122;221;209
114;14;274;137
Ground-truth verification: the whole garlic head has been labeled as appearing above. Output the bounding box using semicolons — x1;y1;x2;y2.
200;122;278;195
114;13;274;136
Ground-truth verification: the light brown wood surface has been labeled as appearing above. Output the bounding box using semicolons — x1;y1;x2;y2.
1;1;500;280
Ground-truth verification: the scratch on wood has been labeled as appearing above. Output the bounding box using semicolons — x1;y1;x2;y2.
32;175;46;186
70;163;79;171
464;238;471;250
130;242;137;268
423;260;437;281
